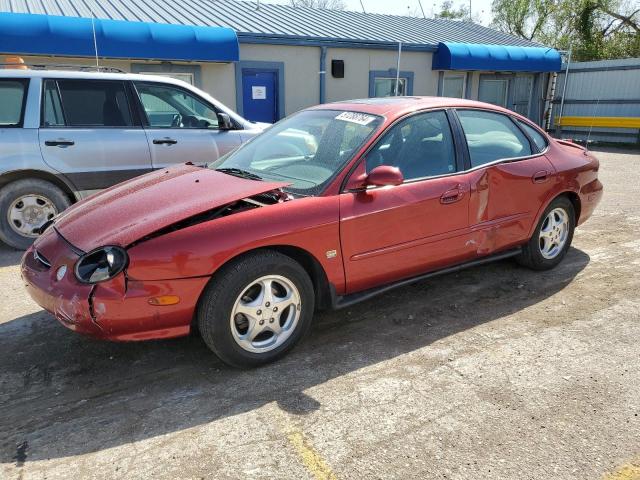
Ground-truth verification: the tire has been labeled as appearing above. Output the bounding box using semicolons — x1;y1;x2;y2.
0;179;71;250
197;250;315;368
517;196;575;271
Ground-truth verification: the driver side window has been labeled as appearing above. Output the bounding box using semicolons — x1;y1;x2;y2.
135;82;219;129
365;110;456;181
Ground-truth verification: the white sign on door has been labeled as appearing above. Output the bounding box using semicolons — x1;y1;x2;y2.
252;86;267;100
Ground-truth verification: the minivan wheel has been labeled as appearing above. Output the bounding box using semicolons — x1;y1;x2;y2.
197;250;315;368
0;179;71;250
517;196;575;271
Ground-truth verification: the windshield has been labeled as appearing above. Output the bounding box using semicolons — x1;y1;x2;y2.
210;109;383;195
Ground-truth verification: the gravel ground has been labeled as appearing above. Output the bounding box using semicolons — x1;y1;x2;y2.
0;147;639;480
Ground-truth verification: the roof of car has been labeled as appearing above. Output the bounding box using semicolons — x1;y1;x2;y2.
313;96;514;119
0;68;191;86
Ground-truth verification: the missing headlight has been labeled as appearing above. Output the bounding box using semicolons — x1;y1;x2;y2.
74;246;128;284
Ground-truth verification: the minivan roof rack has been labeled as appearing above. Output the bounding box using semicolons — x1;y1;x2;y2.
0;63;126;73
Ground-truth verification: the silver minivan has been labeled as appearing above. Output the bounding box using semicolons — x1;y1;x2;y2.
0;67;266;249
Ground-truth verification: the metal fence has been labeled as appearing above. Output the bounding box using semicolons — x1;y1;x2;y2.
552;57;640;144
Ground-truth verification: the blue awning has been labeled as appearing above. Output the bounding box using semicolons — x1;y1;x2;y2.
0;12;239;63
432;42;561;72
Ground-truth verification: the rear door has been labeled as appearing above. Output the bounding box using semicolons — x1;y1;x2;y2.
455;109;555;255
339;110;475;293
133;81;243;169
38;79;152;196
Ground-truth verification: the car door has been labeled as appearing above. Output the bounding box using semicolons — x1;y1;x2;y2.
133;81;243;169
39;79;152;197
455;109;556;255
339;110;475;294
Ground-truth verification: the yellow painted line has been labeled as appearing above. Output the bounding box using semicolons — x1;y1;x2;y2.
286;428;338;480
603;460;640;480
555;116;640;128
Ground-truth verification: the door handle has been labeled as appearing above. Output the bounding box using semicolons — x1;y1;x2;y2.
44;140;74;147
440;184;466;204
532;170;549;183
153;138;178;145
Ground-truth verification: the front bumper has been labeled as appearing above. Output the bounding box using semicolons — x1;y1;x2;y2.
22;228;209;341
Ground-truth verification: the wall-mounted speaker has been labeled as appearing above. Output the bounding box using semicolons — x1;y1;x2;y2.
331;60;344;78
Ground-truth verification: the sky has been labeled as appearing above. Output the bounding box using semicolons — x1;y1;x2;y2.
265;0;495;25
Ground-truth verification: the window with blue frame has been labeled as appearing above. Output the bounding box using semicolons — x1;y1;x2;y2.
369;70;414;97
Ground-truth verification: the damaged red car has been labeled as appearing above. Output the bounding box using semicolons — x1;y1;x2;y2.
22;97;603;367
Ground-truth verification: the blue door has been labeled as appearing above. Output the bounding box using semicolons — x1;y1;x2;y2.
242;70;278;123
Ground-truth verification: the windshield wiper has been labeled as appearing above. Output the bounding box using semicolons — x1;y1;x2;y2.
215;167;262;181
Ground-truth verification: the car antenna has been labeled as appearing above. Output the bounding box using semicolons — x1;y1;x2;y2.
89;3;100;68
585;61;615;151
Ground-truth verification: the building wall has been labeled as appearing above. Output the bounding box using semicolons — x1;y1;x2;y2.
238;43;320;117
553;58;640;144
325;48;438;102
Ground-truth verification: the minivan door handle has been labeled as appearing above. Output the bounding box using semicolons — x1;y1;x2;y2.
153;138;178;145
44;139;75;147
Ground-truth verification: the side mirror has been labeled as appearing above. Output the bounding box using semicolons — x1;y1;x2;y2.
366;165;404;187
217;112;234;130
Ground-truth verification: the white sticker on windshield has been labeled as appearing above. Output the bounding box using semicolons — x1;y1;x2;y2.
335;111;376;125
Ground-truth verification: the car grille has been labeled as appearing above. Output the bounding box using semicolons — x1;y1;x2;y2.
33;249;51;269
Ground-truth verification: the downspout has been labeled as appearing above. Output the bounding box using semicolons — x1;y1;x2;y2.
319;46;327;104
395;42;402;95
556;47;572;135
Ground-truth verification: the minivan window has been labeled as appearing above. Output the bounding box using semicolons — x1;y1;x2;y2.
42;80;65;127
457;110;532;168
518;120;548;152
56;80;133;127
135;82;220;129
0;79;27;127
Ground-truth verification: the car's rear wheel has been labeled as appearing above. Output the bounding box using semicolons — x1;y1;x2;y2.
0;179;71;250
517;196;575;270
197;250;315;368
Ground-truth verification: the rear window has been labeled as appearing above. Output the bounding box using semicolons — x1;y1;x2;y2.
517;120;548;152
0;79;28;127
457;109;532;168
55;80;133;127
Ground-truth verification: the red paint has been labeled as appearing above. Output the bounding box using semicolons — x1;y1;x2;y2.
21;98;603;343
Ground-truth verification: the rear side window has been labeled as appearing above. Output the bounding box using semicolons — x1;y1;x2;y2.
43;80;65;127
517;120;548;152
55;80;133;127
0;79;28;127
457;110;532;168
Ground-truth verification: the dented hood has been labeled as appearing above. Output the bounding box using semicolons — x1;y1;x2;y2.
54;165;288;252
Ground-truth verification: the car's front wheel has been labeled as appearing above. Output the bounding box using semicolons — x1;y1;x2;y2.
0;179;71;250
518;196;576;270
197;250;315;368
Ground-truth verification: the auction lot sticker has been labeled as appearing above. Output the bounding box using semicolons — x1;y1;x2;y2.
335;111;376;125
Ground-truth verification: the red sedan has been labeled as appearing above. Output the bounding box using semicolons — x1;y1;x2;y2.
21;97;603;367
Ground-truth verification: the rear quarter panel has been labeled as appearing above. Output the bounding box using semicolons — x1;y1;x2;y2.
529;140;602;235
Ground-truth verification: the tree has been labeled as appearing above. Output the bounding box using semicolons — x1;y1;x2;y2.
288;0;346;9
436;0;470;20
491;0;640;60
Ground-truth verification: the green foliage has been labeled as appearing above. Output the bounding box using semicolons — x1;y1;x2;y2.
437;0;470;20
491;0;640;60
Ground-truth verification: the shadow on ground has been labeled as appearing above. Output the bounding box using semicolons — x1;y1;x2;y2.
0;244;22;268
0;248;589;464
